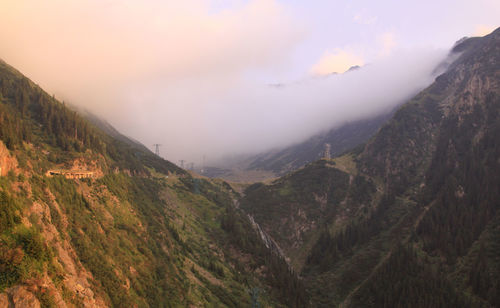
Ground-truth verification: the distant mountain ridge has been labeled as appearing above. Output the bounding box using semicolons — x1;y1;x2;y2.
201;106;395;181
219;58;450;179
246;111;394;175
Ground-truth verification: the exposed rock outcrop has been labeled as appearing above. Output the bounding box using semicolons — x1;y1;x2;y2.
0;286;40;308
0;140;18;176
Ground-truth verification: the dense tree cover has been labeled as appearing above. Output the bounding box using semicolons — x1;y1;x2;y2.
464;238;500;307
0;66;100;152
0;60;183;175
240;160;352;254
243;30;500;307
0;176;52;293
360;96;442;194
414;93;500;306
0;103;32;149
220;203;307;307
305;194;394;273
301;92;500;306
350;245;475;308
418;94;500;261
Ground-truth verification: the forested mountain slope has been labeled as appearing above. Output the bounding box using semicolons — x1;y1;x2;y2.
0;59;305;307
241;28;500;307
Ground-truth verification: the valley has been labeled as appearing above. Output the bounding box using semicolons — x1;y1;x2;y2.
0;23;499;308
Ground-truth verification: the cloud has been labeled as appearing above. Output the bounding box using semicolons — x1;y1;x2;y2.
310;49;365;75
310;31;397;76
353;12;378;25
0;0;303;110
208;48;447;159
378;32;397;57
137;47;444;164
0;0;448;165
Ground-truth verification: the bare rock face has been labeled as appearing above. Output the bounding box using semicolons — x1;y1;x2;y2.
0;140;18;176
0;286;40;308
0;293;9;308
24;195;107;308
10;286;40;308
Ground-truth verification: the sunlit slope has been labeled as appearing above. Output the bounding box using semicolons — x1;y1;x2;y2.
0;59;306;307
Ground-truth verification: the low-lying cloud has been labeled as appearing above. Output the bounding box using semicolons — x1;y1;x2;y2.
0;0;448;165
117;48;446;164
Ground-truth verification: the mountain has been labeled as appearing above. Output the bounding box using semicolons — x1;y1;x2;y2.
241;27;500;307
245;111;393;176
0;59;306;307
204;66;397;180
1;26;499;308
83;111;152;154
200;111;393;182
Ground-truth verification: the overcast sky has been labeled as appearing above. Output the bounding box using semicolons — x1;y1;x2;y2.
0;0;498;164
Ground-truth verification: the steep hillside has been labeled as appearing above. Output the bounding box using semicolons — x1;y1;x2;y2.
241;157;376;272
0;59;306;307
241;28;500;307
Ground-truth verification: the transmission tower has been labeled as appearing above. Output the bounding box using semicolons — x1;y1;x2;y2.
324;143;331;159
153;144;161;156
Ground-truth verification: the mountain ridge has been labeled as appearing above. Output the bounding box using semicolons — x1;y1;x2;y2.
241;27;500;307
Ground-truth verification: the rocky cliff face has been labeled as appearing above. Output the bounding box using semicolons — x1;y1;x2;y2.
0;141;18;176
360;27;500;195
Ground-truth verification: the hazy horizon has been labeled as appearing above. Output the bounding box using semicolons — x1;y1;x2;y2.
0;0;498;165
